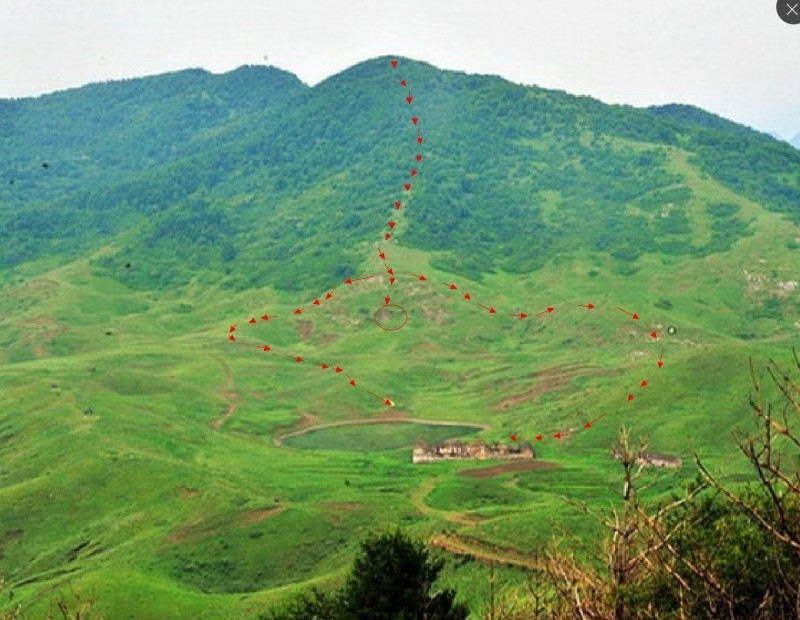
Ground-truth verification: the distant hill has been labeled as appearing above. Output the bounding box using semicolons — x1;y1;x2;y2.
2;57;799;292
1;56;800;619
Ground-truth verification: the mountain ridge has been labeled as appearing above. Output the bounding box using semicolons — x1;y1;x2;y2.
1;56;799;618
1;55;798;300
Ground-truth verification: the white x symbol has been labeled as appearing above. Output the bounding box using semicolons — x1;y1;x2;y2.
788;3;799;15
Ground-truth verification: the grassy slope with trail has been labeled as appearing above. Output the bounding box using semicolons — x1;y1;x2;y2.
0;57;799;617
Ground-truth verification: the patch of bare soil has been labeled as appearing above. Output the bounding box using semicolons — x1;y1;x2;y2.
166;506;285;545
429;533;540;570
6;278;60;307
177;486;199;498
320;333;339;346
22;316;58;328
319;501;364;512
3;529;23;542
297;319;314;342
296;411;322;429
492;363;600;411
374;409;411;421
409;342;445;355
419;304;449;322
270;410;323;444
18;316;68;358
320;502;365;526
238;505;285;526
211;358;237;431
458;460;558;478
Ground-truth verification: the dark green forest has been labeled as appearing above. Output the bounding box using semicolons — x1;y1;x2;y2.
2;57;798;291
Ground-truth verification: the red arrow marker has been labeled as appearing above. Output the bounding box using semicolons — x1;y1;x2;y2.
400;80;407;86
388;221;396;229
384;297;390;304
395;201;401;209
477;303;497;314
229;325;236;333
325;289;335;300
410;169;417;177
404;184;411;191
464;293;471;300
406;92;413;104
510;435;517;442
641;380;648;387
644;322;658;339
312;362;330;369
444;282;457;290
386;268;394;275
390;277;397;284
312;299;321;305
229;335;236;341
294;308;303;314
367;390;393;406
385;234;392;240
261;314;278;321
416;154;422;162
535;307;555;318
262;345;271;351
334;367;343;373
249;317;256;324
584;412;607;428
417;132;423;144
413;273;427;281
345;275;375;284
535;435;543;441
554;433;565;439
411;117;419;125
617;307;639;320
285;355;303;362
658;348;664;368
510;312;528;319
628;394;634;401
391;60;398;68
579;303;596;310
378;250;386;259
346;373;356;387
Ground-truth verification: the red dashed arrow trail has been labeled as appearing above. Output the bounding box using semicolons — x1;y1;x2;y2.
224;58;669;443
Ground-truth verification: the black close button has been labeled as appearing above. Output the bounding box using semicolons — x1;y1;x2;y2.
778;0;800;24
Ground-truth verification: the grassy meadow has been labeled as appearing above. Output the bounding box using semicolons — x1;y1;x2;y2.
1;214;798;617
1;57;799;618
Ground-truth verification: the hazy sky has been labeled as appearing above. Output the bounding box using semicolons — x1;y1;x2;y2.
2;0;798;139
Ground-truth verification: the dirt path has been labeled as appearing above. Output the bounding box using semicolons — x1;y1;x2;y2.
408;479;484;525
211;357;237;430
429;533;542;570
166;505;285;545
458;460;558;478
273;417;490;446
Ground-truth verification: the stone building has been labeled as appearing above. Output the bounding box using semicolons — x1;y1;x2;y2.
612;450;682;469
412;439;534;464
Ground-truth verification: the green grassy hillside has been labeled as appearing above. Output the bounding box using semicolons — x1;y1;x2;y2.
1;56;799;618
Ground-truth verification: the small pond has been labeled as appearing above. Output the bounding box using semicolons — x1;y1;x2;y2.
282;421;483;452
